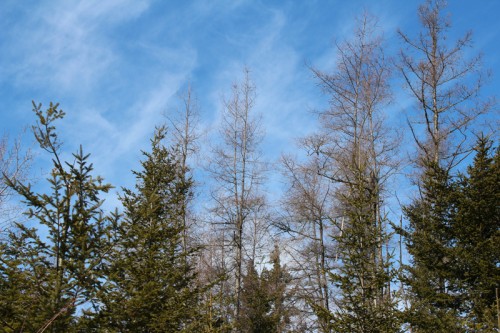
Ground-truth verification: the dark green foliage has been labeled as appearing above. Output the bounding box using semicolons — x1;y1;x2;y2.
239;246;292;333
0;230;52;331
402;137;500;332
240;261;275;333
402;162;461;332
0;102;113;332
451;137;500;330
98;127;202;332
317;180;400;333
262;246;292;333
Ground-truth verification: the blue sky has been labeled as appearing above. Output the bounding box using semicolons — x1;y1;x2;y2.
1;0;499;209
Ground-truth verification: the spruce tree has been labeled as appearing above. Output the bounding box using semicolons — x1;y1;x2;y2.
98;126;201;332
0;227;51;331
315;180;399;333
0;102;113;332
239;261;274;333
401;138;500;332
401;162;460;332
239;246;292;333
398;1;494;331
451;137;500;330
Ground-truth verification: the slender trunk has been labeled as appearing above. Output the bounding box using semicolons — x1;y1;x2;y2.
318;219;329;312
235;72;251;324
431;22;440;166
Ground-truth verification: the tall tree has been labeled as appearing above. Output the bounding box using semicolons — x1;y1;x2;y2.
310;13;400;332
98;127;202;332
398;0;492;170
279;152;335;333
451;137;500;330
398;1;494;331
167;86;231;332
0;102;113;332
208;68;266;327
166;84;202;256
401;161;459;332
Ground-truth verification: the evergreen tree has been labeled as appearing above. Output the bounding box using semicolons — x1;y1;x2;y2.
451;137;500;330
0;227;51;331
314;179;400;333
98;126;201;332
240;261;274;333
398;1;494;331
401;162;460;332
401;137;500;332
0;102;113;332
239;246;292;333
262;245;292;333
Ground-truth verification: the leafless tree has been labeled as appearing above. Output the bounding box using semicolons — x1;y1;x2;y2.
207;68;267;325
398;0;494;171
278;151;336;333
308;12;400;331
165;84;203;255
0;132;32;230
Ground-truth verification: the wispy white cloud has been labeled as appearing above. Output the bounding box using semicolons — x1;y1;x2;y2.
70;63;198;191
1;0;499;210
0;0;201;193
5;0;150;94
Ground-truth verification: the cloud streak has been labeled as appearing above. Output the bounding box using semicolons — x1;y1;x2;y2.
4;0;149;95
1;0;499;208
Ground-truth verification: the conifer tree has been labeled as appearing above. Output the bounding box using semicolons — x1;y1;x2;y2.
451;137;500;330
239;261;274;333
262;245;292;333
98;126;201;332
398;1;493;331
239;246;292;333
401;138;500;332
0;102;113;332
313;177;399;333
401;162;460;331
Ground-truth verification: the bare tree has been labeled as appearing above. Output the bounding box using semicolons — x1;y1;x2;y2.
309;12;400;332
0;132;32;229
278;151;336;333
207;68;266;326
398;0;494;170
166;84;202;255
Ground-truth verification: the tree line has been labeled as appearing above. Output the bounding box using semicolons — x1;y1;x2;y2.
1;1;499;332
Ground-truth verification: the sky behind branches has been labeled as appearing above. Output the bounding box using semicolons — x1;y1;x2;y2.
1;0;499;209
